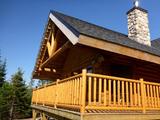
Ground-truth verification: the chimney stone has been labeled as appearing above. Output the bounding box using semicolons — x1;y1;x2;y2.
127;7;151;46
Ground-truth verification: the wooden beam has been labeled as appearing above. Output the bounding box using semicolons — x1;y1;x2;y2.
79;35;160;65
32;71;61;80
47;29;59;57
41;41;72;68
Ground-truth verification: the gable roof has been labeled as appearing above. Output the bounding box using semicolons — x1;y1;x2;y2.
51;11;160;57
152;38;160;50
33;11;160;79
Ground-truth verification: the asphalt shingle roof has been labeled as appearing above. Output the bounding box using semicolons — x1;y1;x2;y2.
52;11;160;57
152;38;160;50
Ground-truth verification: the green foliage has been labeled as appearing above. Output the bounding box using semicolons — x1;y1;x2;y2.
0;68;32;120
0;55;6;87
0;53;32;119
11;68;32;119
0;82;13;120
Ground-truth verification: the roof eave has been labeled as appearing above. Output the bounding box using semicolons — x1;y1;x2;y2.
78;34;160;65
49;12;79;45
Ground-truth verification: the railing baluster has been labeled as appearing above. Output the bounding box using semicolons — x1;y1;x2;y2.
99;78;102;104
35;91;37;104
150;85;153;107
137;83;140;107
126;81;129;107
76;78;78;105
113;80;116;106
68;81;70;104
153;85;156;108
94;77;97;105
88;77;92;105
55;80;59;108
130;82;133;106
72;80;74;105
67;81;69;104
158;86;160;107
122;81;125;106
140;78;145;113
104;79;107;106
109;79;111;106
77;78;80;105
156;86;159;107
134;82;137;106
61;83;63;104
52;86;55;105
118;80;120;106
79;77;82;106
147;84;150;107
74;79;77;105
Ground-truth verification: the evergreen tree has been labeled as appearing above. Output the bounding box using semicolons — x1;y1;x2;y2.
0;55;6;87
0;82;13;120
10;68;31;119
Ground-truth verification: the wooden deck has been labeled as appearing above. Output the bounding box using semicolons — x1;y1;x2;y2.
32;69;160;119
31;104;160;120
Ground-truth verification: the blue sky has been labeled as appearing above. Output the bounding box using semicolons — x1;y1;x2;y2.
0;0;160;84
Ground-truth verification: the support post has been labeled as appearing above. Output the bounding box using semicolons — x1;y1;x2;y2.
55;79;59;108
140;78;146;113
32;109;37;120
40;112;47;120
81;69;87;113
42;112;47;120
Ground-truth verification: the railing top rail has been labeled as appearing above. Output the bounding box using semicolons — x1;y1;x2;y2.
32;73;82;91
144;81;160;86
32;81;57;91
58;74;82;84
86;73;140;83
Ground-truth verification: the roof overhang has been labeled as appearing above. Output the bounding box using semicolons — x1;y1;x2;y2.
78;35;160;65
49;13;79;45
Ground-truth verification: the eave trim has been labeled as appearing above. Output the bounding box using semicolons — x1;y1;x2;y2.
49;13;79;45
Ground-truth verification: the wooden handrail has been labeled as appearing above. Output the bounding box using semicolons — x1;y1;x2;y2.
86;73;140;83
144;81;160;86
58;74;82;83
32;71;160;114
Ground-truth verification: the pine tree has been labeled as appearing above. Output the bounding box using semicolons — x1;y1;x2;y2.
10;68;31;119
0;55;6;87
0;82;13;120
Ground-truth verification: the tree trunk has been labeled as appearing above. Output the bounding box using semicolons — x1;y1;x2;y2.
9;100;14;120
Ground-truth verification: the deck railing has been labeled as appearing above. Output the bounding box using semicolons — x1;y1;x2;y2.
32;69;160;113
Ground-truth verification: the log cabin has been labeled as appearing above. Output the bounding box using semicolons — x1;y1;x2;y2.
31;2;160;120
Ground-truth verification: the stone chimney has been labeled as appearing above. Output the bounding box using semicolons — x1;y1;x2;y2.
127;1;151;46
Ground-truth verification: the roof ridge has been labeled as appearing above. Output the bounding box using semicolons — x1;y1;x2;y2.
152;38;160;42
50;10;160;57
51;10;128;38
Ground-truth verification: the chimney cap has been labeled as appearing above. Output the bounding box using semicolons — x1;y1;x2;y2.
126;7;148;15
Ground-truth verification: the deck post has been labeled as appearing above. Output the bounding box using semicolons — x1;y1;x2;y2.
140;78;146;113
32;109;37;120
55;79;59;108
81;69;87;113
40;112;47;120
